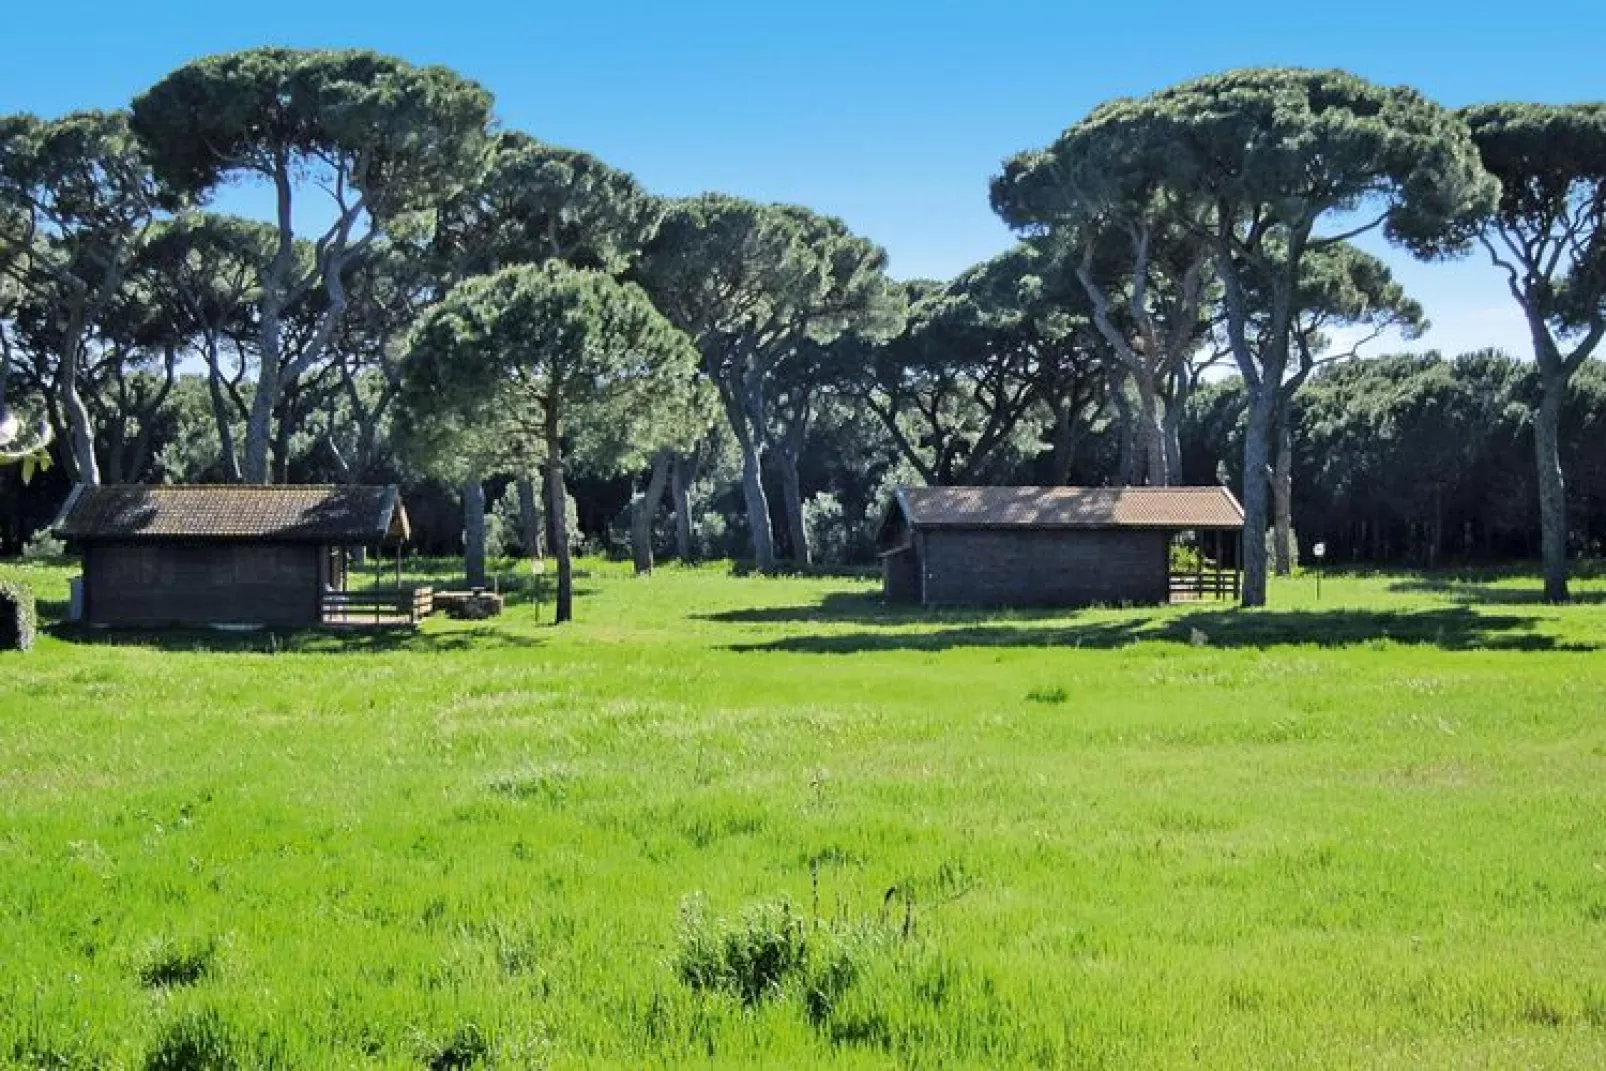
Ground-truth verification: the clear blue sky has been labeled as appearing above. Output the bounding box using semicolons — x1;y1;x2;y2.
6;0;1603;358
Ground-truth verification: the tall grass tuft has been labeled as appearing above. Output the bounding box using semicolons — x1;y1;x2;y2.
135;938;216;989
674;896;900;1029
143;1008;237;1071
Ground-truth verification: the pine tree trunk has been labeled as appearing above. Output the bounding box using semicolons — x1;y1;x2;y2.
242;319;279;484
671;452;697;562
206;364;242;481
1046;404;1078;484
738;439;776;572
547;447;573;624
1272;408;1294;576
1134;367;1168;486
1162;390;1186;484
517;475;543;559
776;448;810;565
462;478;486;589
1110;378;1137;486
57;315;100;486
1534;376;1570;603
631;452;672;575
1239;384;1274;607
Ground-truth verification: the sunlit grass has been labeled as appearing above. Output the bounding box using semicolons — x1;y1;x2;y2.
2;557;1605;1066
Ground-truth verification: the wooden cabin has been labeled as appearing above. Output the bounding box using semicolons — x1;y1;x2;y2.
877;485;1245;608
52;484;413;628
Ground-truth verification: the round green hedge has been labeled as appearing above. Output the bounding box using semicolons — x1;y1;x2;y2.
0;578;37;652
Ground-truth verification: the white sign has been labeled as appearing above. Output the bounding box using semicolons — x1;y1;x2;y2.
1313;542;1327;558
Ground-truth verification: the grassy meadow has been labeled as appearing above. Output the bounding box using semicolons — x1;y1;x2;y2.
2;557;1606;1067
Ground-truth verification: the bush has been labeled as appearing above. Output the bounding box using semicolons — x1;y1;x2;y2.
0;578;37;652
1169;540;1204;574
802;493;855;566
488;484;578;557
1266;525;1302;573
21;529;65;559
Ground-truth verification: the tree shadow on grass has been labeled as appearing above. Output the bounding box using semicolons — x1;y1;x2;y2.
699;591;1074;627
47;622;545;655
726;606;1594;654
1388;573;1606;606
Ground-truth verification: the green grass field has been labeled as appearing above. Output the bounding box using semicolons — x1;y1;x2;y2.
2;558;1605;1068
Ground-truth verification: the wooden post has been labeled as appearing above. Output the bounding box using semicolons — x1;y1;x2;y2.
1234;530;1244;602
1194;531;1203;601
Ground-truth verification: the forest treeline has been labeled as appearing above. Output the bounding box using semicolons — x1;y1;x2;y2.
3;51;1604;616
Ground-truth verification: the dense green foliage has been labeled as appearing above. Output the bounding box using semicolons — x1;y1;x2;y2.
1455;102;1606;600
3;52;1606;593
401;262;704;620
996;67;1496;605
3;559;1606;1064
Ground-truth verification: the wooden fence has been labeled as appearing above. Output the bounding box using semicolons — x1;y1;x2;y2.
1168;569;1240;602
321;586;434;626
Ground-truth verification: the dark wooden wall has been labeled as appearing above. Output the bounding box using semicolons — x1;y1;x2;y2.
915;528;1170;607
84;541;322;626
881;546;921;602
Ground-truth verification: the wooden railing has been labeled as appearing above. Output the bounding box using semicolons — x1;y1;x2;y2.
1169;570;1239;601
321;586;434;626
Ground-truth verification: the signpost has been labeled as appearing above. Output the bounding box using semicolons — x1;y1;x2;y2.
1313;541;1327;600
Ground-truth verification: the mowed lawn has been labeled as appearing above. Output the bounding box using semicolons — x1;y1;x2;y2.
2;559;1606;1068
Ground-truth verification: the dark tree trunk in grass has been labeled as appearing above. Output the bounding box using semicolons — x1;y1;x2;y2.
1534;376;1570;603
517;475;543;559
671;452;697;561
738;442;776;572
546;443;573;624
776;448;809;566
462;478;487;589
631;451;672;575
729;379;777;571
1272;407;1294;576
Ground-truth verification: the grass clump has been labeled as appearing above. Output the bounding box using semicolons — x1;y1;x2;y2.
420;1022;490;1070
675;897;895;1027
136;938;216;989
143;1008;237;1071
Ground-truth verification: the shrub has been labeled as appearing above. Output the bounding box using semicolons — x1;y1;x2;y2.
0;578;37;652
803;493;856;566
1266;525;1302;572
21;529;65;559
1169;540;1203;574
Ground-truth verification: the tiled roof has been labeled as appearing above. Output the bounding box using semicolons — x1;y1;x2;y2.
52;485;409;543
894;485;1245;530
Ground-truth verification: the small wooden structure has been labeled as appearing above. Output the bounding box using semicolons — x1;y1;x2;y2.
878;485;1245;608
53;484;425;628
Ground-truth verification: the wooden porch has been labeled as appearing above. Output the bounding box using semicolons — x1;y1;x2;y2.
1168;528;1243;603
321;586;434;627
